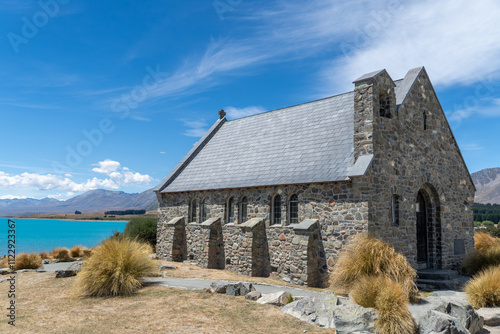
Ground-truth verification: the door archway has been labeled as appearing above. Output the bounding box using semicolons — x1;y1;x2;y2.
416;184;442;269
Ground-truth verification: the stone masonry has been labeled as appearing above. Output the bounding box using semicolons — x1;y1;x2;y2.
155;67;475;286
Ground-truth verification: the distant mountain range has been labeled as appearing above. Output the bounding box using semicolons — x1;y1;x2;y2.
471;168;500;204
0;188;157;216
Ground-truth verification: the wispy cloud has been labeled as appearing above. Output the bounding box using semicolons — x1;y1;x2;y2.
181;119;209;137
462;144;484;151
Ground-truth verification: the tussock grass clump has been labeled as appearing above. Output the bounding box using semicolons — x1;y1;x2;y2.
82;249;93;258
49;247;72;262
464;265;500;308
75;238;155;297
330;234;418;302
14;253;43;270
474;232;500;253
462;232;500;276
39;251;49;260
352;276;417;334
70;245;84;258
1;256;8;268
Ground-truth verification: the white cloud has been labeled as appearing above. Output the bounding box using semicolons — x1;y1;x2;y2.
92;159;122;175
0;160;153;193
160;151;166;154
47;192;75;200
461;144;484;151
181;119;209;137
0;195;29;200
328;0;500;91
225;106;266;119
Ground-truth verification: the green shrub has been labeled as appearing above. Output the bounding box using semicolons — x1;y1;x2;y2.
329;234;418;302
465;265;500;308
75;238;155;297
474;221;482;227
483;221;495;227
487;226;500;238
123;217;157;247
14;253;43;270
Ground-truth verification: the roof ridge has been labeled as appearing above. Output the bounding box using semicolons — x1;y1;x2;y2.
228;90;354;122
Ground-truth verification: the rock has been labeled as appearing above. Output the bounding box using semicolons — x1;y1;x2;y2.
281;291;341;328
226;282;255;296
159;264;177;270
434;299;484;334
209;282;227;294
55;270;77;278
245;291;262;301
477;308;500;326
419;310;468;334
43;259;51;264
0;268;10;275
257;291;292;306
332;304;377;334
67;262;83;273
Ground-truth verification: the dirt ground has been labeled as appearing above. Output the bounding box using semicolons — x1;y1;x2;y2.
0;271;333;334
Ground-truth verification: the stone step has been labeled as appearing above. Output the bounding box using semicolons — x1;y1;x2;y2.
417;269;459;281
417;276;470;291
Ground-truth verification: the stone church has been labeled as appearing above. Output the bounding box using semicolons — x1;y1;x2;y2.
154;67;475;287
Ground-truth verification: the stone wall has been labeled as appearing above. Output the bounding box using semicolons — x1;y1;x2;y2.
157;182;371;275
355;68;475;269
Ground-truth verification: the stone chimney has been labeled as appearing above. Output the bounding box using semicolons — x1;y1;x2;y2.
352;69;396;161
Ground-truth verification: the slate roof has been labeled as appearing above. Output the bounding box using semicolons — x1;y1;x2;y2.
156;68;423;193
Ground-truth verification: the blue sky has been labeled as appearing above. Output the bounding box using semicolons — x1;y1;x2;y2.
1;0;499;200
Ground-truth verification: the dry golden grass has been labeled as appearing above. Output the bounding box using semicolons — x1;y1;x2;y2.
462;233;500;276
0;272;330;334
464;265;500;308
474;232;500;253
69;245;84;258
82;249;93;258
329;234;418;302
351;276;416;334
39;251;49;260
0;256;8;268
75;239;155;297
49;247;72;262
14;253;42;270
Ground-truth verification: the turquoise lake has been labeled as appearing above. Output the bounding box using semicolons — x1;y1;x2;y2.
0;218;127;254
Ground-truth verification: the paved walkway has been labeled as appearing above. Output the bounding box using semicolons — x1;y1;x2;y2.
142;277;321;298
40;261;320;297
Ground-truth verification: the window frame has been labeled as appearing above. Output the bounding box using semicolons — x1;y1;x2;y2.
226;197;235;224
239;196;248;224
189;198;197;223
288;194;299;225
200;198;207;222
272;194;282;225
392;194;400;226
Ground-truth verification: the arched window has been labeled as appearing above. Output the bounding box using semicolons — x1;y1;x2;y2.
227;197;235;224
239;196;248;224
272;194;282;225
200;198;207;222
189;198;197;223
288;194;298;225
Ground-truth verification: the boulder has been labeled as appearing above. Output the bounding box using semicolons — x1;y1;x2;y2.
209;282;227;294
477;308;500;326
331;304;377;334
55;270;77;278
257;291;292;306
159;264;177;270
0;268;10;275
281;291;341;328
43;259;51;264
226;282;255;296
419;310;468;334
245;291;262;301
434;299;484;334
67;262;83;273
